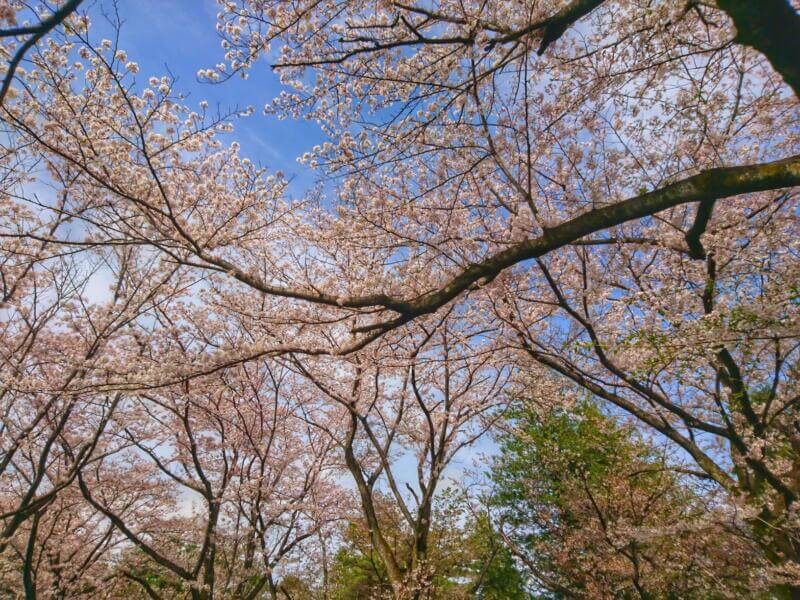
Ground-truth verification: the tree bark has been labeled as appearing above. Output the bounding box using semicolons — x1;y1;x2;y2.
716;0;800;98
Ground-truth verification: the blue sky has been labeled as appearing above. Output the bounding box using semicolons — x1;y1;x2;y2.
89;0;322;192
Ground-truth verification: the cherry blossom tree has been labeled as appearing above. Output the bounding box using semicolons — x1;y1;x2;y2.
1;1;797;378
203;0;799;346
79;361;340;600
212;1;798;593
0;484;126;599
0;223;184;564
0;0;85;104
291;313;508;599
0;1;798;597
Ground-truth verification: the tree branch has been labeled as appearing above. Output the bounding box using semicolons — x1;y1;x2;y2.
0;0;84;105
536;0;606;54
716;0;800;98
685;199;715;259
356;154;800;332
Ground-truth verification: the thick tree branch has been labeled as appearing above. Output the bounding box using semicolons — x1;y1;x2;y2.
477;0;606;53
355;154;800;331
536;0;606;54
716;0;800;98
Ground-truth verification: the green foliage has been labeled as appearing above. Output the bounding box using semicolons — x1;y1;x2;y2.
491;399;640;529
327;492;530;599
462;513;528;600
329;522;393;600
114;544;192;597
278;573;317;599
489;397;759;598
